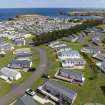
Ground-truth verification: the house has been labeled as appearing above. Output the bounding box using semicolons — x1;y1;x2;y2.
15;95;37;105
92;37;102;46
23;34;32;38
13;48;31;54
57;50;81;60
96;61;105;73
57;47;72;53
93;53;105;61
49;41;60;48
70;34;79;42
0;50;6;55
8;59;32;69
63;34;79;42
81;47;101;54
0;43;14;52
38;80;77;105
48;41;67;49
13;37;26;46
15;52;32;60
61;58;86;69
55;45;68;51
0;67;21;80
55;68;85;84
51;43;67;49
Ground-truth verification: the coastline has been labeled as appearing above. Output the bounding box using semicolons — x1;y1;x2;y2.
0;8;105;21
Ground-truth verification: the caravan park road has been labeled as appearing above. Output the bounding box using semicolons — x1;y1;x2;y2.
0;48;48;105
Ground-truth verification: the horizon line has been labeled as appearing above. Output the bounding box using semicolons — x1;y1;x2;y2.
0;7;105;9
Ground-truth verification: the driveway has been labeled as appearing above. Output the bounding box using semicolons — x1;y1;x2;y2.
0;47;48;105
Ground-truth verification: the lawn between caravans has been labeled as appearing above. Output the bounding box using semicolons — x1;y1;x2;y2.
32;42;105;105
0;45;40;98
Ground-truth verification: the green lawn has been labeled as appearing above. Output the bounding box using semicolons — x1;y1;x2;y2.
31;47;40;67
0;80;11;98
63;41;83;50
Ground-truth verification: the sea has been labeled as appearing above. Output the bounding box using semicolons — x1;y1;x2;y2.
0;8;104;21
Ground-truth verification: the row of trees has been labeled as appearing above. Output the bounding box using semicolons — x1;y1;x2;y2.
33;19;103;45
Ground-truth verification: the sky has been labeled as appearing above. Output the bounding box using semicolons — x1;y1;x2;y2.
0;0;105;8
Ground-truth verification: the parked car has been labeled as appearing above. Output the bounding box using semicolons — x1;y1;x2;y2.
25;88;35;96
42;73;50;79
28;67;36;72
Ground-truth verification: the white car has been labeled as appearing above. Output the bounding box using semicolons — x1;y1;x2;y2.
25;88;35;96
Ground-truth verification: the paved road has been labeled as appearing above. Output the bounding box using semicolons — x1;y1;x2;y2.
0;48;48;105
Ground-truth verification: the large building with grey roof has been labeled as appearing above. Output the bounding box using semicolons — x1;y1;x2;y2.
58;50;81;60
55;68;85;84
93;53;105;61
61;58;86;69
96;61;105;73
38;80;77;105
8;59;32;69
81;47;101;55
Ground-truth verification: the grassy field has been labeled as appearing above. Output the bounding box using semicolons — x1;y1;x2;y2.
63;41;83;50
0;80;11;98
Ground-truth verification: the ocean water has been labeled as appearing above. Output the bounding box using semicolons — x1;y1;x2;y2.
0;8;103;21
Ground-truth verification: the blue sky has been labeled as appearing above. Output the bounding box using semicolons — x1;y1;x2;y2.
0;0;105;8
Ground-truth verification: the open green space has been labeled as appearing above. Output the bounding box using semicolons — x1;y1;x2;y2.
63;41;83;50
0;80;11;98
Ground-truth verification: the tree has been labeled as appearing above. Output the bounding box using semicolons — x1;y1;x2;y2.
33;19;103;45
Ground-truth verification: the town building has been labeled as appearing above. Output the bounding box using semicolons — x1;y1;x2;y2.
61;58;86;69
96;61;105;73
8;59;32;69
38;80;77;105
55;68;85;84
81;47;101;54
0;67;21;81
13;37;26;46
93;52;105;61
57;50;81;60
